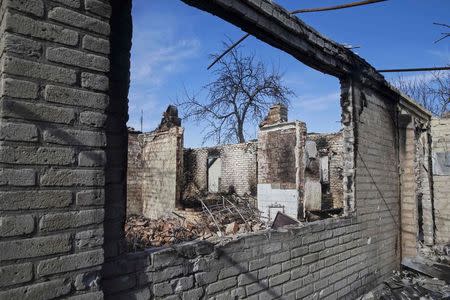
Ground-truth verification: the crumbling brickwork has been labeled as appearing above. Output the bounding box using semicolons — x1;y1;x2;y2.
431;117;450;244
308;132;344;209
184;142;258;197
257;122;307;220
126;131;143;216
126;128;184;219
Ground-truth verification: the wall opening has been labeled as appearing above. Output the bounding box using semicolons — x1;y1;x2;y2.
122;0;355;253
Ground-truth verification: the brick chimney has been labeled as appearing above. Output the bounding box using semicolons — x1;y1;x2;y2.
260;103;288;127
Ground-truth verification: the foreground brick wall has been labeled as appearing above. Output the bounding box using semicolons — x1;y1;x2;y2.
184;142;258;196
0;0;115;298
431;117;450;244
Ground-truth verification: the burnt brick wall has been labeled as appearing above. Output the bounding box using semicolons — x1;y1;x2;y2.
308;132;344;209
184;142;258;196
431;117;450;244
126;131;143;216
126;128;184;219
258;126;299;188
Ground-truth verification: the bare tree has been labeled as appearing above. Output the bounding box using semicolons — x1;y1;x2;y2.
391;71;449;116
178;43;294;144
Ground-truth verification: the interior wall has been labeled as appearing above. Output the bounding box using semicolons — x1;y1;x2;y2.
183;142;258;197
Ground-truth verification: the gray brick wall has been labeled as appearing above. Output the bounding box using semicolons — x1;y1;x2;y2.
0;0;114;298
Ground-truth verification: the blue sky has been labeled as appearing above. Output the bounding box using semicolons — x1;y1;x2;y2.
129;0;450;147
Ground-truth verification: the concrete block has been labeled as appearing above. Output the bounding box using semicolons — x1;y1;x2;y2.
0;122;38;142
0;263;33;287
206;277;237;294
6;0;44;17
43;128;106;147
81;72;109;91
83;35;110;54
85;0;112;18
45;85;108;109
4;13;78;46
37;249;104;276
53;0;81;7
40;169;105;186
2;33;42;59
1;99;76;124
47;47;109;72
0;214;34;237
0;279;70;300
1;77;39;99
75;228;104;249
48;7;110;35
3;56;76;84
0;190;72;210
0;145;75;165
0;234;71;261
76;190;104;206
78;150;106;167
0;168;35;186
80;111;107;127
39;209;104;231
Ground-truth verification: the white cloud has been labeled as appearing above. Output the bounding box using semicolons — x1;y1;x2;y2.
295;92;341;112
131;29;200;85
428;49;450;62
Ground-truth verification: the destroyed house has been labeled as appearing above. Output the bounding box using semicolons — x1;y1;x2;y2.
0;0;449;299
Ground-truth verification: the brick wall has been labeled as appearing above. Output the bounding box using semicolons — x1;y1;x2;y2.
257;122;307;220
126;128;184;219
431;117;450;244
126;131;143;216
399;118;418;257
308;132;344;209
0;0;115;298
183;142;258;196
0;0;418;299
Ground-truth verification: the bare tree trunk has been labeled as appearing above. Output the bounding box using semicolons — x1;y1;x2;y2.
237;122;245;143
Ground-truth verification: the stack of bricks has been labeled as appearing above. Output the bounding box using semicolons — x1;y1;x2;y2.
0;0;116;298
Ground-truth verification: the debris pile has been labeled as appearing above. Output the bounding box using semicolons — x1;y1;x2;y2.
125;194;266;251
359;270;450;300
419;243;450;265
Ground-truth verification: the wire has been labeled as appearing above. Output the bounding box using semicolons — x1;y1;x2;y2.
356;149;400;229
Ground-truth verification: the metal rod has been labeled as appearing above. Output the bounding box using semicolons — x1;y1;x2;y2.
207;0;386;69
377;66;450;73
291;0;387;14
207;33;250;70
199;199;223;236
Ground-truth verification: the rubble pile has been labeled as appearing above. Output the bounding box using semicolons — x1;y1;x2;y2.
125;194;266;251
360;270;450;300
419;243;450;265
